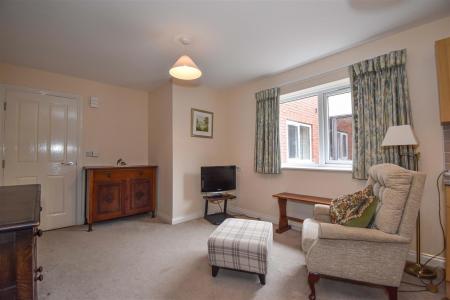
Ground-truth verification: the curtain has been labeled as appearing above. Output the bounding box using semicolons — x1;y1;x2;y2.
254;87;281;174
350;49;415;179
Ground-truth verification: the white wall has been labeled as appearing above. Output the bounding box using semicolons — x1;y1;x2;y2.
224;16;450;257
0;63;149;166
148;82;173;222
171;84;232;223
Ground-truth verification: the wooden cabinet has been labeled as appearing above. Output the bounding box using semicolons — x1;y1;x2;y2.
436;37;450;124
85;166;157;231
0;184;41;300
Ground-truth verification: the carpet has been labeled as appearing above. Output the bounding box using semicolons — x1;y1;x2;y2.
37;215;446;299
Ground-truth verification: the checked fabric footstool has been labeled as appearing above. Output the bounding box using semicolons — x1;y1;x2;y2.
207;218;273;285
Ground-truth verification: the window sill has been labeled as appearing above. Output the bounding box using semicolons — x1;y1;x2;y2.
281;164;352;172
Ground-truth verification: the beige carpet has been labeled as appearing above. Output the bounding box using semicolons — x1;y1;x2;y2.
38;215;446;300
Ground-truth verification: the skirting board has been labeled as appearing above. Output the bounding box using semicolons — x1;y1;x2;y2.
407;251;445;269
228;205;303;231
156;211;172;224
228;205;445;269
171;212;204;225
166;202;226;225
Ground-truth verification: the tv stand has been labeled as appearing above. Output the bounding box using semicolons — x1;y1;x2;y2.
203;193;236;225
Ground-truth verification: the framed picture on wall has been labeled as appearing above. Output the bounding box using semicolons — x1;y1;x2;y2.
191;108;213;138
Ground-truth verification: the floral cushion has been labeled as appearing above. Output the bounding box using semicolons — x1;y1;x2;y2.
329;185;378;228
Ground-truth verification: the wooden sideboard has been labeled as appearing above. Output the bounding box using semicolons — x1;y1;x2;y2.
0;184;42;300
435;37;450;124
85;166;158;231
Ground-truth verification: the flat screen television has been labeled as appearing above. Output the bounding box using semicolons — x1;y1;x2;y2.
201;165;236;193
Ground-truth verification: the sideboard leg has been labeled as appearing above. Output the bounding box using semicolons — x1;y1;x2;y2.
88;223;93;232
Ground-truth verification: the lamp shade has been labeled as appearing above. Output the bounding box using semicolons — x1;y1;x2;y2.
381;125;418;147
169;55;202;80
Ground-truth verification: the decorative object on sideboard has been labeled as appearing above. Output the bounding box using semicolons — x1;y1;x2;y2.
116;158;127;166
381;125;437;281
191;108;213;138
169;36;202;80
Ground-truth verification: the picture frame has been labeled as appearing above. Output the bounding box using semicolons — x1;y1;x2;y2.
191;108;214;138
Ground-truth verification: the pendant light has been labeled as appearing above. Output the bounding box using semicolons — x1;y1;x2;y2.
169;36;202;80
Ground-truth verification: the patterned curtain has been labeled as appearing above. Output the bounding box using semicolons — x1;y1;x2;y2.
350;49;415;179
254;87;281;174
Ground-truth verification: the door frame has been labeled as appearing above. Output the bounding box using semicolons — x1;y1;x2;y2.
0;84;84;227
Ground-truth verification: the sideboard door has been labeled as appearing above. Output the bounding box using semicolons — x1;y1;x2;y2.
92;180;126;222
127;177;154;215
0;232;17;299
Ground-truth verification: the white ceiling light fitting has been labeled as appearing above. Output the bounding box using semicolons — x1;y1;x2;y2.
169;36;202;81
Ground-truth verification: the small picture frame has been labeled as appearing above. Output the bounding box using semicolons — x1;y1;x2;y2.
191;108;213;138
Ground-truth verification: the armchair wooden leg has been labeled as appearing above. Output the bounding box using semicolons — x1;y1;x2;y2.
385;286;397;300
308;273;320;300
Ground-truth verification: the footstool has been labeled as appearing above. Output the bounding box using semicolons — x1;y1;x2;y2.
207;218;273;285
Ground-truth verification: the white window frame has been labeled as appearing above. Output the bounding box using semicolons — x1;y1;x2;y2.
322;87;352;165
280;78;352;171
286;120;312;163
337;131;348;160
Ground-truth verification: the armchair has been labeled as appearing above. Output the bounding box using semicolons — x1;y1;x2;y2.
302;164;426;300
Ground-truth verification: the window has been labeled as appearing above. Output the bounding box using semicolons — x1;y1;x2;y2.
336;132;348;160
287;121;311;162
279;79;352;170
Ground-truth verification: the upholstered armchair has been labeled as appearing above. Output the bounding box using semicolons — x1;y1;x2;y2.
301;164;426;300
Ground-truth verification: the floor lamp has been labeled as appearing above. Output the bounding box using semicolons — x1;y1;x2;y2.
381;125;437;280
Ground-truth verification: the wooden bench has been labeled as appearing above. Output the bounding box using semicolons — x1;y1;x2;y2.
273;192;331;233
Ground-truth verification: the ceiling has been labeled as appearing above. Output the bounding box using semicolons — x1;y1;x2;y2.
1;0;450;90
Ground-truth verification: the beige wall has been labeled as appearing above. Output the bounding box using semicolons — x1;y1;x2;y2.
171;83;231;222
0;63;149;166
148;82;173;221
224;16;450;257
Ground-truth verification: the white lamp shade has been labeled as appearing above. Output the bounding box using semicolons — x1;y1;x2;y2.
169;55;202;80
381;125;418;147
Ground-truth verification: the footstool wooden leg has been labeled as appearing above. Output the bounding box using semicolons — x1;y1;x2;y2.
258;274;266;285
212;266;219;277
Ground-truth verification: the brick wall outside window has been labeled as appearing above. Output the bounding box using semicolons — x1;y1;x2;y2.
280;96;319;164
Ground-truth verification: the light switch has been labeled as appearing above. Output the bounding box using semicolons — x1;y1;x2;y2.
86;151;99;158
89;96;99;108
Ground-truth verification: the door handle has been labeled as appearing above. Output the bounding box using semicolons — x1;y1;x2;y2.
60;162;75;166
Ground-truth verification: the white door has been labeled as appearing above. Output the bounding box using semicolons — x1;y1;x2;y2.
2;88;79;230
